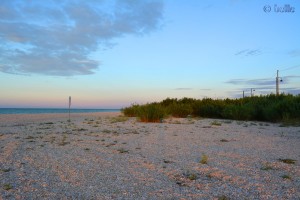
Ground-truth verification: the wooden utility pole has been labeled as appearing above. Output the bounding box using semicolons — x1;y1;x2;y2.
276;70;279;95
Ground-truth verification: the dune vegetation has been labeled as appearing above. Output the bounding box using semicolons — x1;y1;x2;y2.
121;94;300;124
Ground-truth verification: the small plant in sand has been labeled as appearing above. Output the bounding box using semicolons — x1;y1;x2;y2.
25;136;35;140
117;148;129;153
110;116;128;123
183;170;198;181
260;163;274;171
220;139;229;142
103;129;111;133
211;121;221;126
3;184;13;190
200;154;208;164
59;135;69;146
44;122;54;125
218;195;230;200
1;168;11;172
278;158;296;164
188;173;197;180
281;174;292;180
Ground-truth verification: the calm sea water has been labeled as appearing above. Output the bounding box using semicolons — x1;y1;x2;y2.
0;108;121;114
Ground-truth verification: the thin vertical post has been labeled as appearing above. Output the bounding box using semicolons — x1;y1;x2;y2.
243;91;244;98
69;96;71;122
276;70;279;95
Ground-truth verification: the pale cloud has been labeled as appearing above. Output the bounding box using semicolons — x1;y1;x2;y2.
0;0;164;76
235;49;261;56
288;49;300;57
175;88;193;90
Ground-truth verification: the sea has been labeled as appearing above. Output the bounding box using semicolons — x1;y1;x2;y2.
0;108;121;115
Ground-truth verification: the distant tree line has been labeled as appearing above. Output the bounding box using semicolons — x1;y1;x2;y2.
121;94;300;123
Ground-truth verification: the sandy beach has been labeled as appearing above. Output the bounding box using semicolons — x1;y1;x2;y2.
0;112;299;199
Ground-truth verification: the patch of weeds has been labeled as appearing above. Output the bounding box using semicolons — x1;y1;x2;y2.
106;143;116;147
220;139;229;142
103;129;111;133
73;128;88;131
110;116;128;123
281;174;292;180
163;159;174;164
25;136;35;139
211;121;221;126
117;148;129;153
84;148;90;151
223;120;232;124
278;158;296;164
260;163;274;171
135;147;141;150
59;141;69;146
122;142;127;144
200;154;208;164
132;130;139;134
44;122;54;125
206;173;212;179
188;173;197;180
3;184;13;190
101;139;105;142
218;195;230;200
95;139;99;141
183;170;198;181
39;126;51;130
1;168;11;172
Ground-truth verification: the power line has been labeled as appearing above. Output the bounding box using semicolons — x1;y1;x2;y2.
281;65;300;72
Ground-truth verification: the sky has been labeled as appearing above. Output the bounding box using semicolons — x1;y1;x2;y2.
0;0;300;108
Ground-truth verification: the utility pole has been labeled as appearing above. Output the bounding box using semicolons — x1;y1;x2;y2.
251;88;255;97
276;70;279;95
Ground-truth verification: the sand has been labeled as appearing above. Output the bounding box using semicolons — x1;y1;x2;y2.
0;112;299;199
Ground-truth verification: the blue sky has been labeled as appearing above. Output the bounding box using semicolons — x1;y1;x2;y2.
0;0;299;108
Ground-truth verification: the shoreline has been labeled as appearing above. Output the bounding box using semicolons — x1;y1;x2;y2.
0;112;122;125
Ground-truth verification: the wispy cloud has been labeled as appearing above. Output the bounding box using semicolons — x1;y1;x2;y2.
0;0;164;76
235;49;261;56
288;49;300;57
175;88;193;90
225;78;275;86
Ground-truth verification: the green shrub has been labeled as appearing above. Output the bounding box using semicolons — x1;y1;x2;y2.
137;103;166;123
122;94;300;123
166;103;193;118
